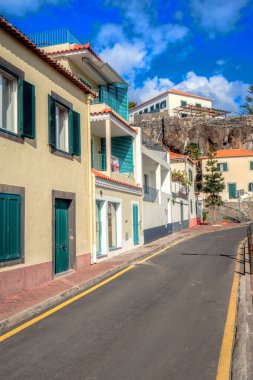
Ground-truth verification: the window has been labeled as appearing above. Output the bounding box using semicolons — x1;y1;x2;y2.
217;162;228;172
56;103;69;152
250;161;253;170
139;111;142;115
160;100;167;109
0;69;17;134
144;174;149;192
155;103;160;111
0;66;35;139
188;168;193;183
181;100;187;107
48;95;81;155
249;183;253;191
150;105;155;112
0;193;21;262
107;202;119;250
196;103;201;107
144;108;148;113
190;199;193;214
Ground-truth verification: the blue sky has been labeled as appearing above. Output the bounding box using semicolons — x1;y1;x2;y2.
1;0;253;113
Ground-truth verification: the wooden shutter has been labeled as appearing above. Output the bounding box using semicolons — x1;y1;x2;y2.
0;193;21;261
48;95;56;147
19;80;36;139
250;162;253;170
223;163;228;172
71;111;81;156
249;183;253;191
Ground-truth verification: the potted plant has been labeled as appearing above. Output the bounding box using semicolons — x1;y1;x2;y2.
222;215;228;225
202;210;208;224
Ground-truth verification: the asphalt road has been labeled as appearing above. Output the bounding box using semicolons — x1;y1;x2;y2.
0;227;246;380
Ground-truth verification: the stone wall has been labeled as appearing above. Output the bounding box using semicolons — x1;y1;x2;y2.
133;112;253;154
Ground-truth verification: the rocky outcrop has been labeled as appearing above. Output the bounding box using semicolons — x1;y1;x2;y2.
133;112;253;154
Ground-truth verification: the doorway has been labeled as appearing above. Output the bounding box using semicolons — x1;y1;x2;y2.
55;199;70;274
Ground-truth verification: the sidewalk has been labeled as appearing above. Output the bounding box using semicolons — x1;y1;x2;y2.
0;223;245;332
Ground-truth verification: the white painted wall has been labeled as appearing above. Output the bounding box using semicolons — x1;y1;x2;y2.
167;93;212;116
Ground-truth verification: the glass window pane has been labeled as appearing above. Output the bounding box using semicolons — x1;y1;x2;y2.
56;104;69;152
0;72;17;133
108;202;117;249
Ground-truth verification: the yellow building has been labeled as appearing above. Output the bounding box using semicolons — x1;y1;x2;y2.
0;18;94;297
201;149;253;201
35;30;144;259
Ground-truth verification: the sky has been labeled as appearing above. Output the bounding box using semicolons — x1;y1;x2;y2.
1;0;253;114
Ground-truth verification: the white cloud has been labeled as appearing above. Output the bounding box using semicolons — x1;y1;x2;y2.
190;0;248;34
130;72;249;114
216;59;226;66
0;0;64;16
96;0;188;81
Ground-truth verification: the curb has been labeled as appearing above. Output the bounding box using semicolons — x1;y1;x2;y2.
0;226;246;334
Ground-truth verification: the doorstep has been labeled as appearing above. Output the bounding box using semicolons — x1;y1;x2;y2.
0;223;245;333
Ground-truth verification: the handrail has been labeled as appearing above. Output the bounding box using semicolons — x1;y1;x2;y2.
111;155;134;177
92;154;107;171
143;185;159;203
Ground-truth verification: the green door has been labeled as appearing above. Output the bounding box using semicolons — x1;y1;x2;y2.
133;204;139;245
96;201;102;256
55;199;69;274
228;183;237;199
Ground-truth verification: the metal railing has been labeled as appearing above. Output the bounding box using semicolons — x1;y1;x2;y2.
247;222;253;274
143;185;159;203
111;155;134;177
92;154;107;171
28;28;81;47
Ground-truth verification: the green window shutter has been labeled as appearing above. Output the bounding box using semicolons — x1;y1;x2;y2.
68;108;73;154
223;163;228;172
19;80;36;139
217;163;221;171
250;162;253;170
0;193;21;262
181;100;187;106
72;111;81;156
48;95;56;147
249;183;253;191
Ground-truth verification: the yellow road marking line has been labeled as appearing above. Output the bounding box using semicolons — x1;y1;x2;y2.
216;238;246;380
0;233;197;343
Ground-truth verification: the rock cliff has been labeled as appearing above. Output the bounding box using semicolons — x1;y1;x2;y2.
133;112;253;154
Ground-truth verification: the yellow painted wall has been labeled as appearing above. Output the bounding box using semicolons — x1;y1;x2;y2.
202;156;253;200
0;29;92;272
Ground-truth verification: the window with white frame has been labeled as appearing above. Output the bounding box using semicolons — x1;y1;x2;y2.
55;103;69;152
0;68;18;134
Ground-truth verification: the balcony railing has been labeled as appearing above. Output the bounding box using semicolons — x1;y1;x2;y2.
143;185;159;203
111;155;134;177
92;154;107;171
92;154;134;177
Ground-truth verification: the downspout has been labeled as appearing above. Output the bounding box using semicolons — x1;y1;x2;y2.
86;94;96;265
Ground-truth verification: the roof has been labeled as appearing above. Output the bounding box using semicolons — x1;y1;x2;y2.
92;169;142;190
90;108;137;134
0;17;96;97
46;43;103;62
214;149;253;158
169;152;195;165
129;89;213;112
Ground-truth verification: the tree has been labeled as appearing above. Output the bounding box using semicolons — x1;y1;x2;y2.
184;143;202;161
241;84;253;115
203;151;225;224
128;101;137;109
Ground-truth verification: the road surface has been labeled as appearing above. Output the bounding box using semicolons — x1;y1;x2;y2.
0;227;246;380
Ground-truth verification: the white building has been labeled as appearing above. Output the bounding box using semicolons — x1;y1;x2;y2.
129;89;213;122
135;129;172;243
170;152;201;229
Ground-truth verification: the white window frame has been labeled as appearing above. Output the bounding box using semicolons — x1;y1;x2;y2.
0;68;18;135
55;102;69;153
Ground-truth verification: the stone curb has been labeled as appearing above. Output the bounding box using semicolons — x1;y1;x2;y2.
232;241;253;379
0;225;246;334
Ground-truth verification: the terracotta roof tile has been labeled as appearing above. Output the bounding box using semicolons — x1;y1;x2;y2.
214;149;253;158
0;17;96;97
92;169;142;190
169;151;195;164
47;43;103;62
90;108;137;134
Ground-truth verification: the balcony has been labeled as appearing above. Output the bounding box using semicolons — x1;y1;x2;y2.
28;28;81;47
143;185;159;203
92;154;134;177
91;84;128;121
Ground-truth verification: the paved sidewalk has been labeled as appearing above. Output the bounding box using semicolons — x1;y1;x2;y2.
0;223;245;332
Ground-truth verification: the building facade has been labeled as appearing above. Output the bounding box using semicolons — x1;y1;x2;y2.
170;152;199;230
129;89;213;121
37;31;144;259
201;149;253;202
0;18;94;297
